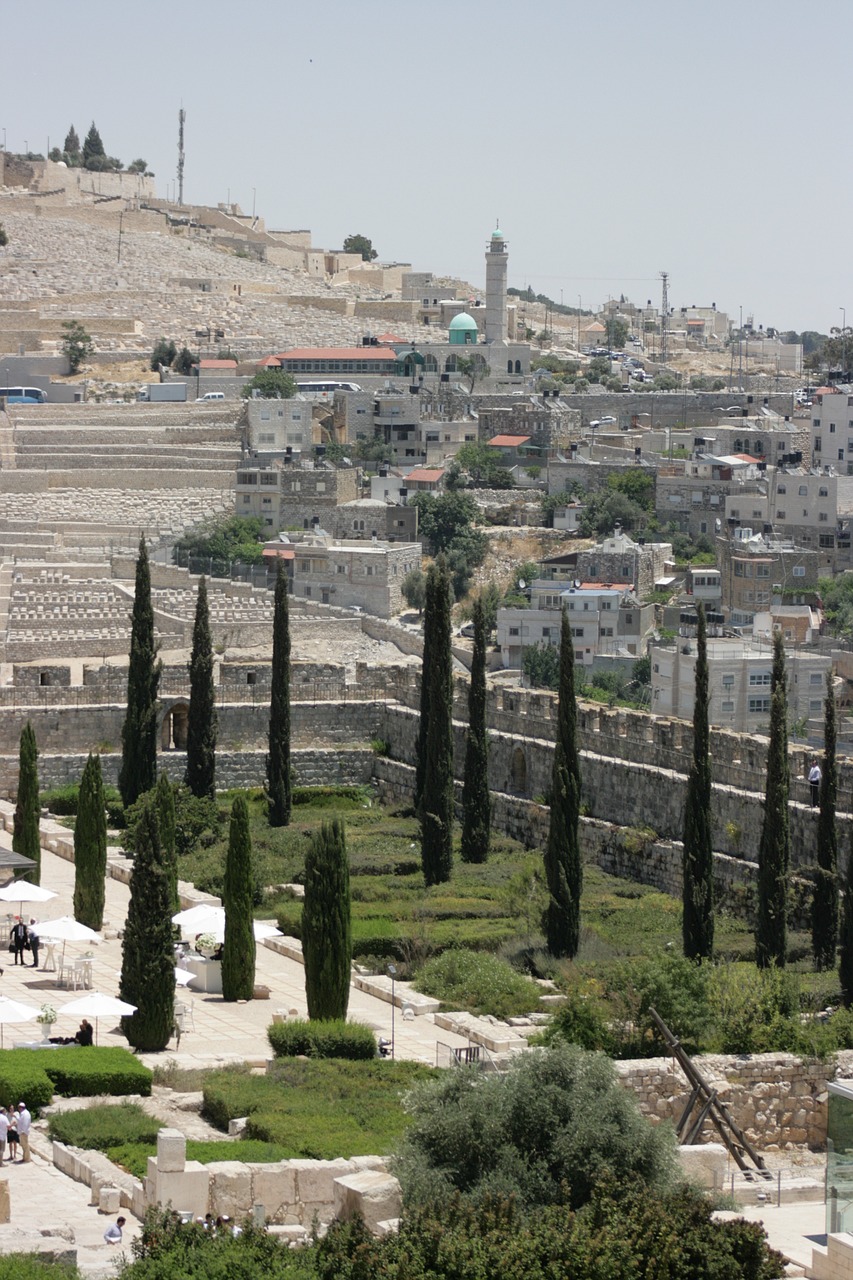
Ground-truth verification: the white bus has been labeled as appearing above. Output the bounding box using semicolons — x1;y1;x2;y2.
0;386;48;404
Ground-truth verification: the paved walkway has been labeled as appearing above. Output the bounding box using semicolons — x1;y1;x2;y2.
718;1200;827;1274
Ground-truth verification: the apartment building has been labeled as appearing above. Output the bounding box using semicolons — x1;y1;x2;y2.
246;397;315;457
716;531;820;628
287;531;420;618
724;466;846;571
496;583;653;669
236;462;358;531
651;634;831;733
539;530;673;597
656;454;764;539
811;391;853;476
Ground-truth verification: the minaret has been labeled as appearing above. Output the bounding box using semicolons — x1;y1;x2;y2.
484;227;508;344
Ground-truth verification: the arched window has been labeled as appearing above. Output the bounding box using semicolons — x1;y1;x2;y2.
508;360;513;373
161;702;189;751
510;746;527;795
515;360;522;374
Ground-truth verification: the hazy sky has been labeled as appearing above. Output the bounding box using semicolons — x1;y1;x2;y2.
5;0;849;332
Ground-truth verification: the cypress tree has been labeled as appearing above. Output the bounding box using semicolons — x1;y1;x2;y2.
73;753;107;929
82;122;105;165
185;576;217;799
543;608;582;957
756;634;790;969
120;797;175;1051
13;722;40;883
813;674;839;970
414;565;437;812
420;555;454;886
302;819;351;1020
460;595;490;863
840;821;853;1005
682;604;714;960
63;125;80;155
267;561;292;827
222;793;256;1002
119;536;162;808
156;774;179;916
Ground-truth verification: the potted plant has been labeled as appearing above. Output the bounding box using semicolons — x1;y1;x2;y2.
36;1003;57;1041
195;933;218;959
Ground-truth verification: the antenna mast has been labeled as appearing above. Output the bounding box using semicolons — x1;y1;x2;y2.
177;107;186;206
660;271;669;365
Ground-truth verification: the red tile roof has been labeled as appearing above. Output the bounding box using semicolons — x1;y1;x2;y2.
271;347;398;361
488;434;531;447
198;359;237;369
405;468;445;483
262;546;295;559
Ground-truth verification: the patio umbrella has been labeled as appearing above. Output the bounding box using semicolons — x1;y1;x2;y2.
0;881;57;919
174;967;195;987
172;904;281;944
59;992;137;1046
30;917;102;964
0;995;41;1048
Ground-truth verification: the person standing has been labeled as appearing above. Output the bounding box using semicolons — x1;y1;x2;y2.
103;1217;126;1246
7;1109;19;1162
28;921;39;969
0;1108;9;1164
10;919;27;967
809;759;822;807
16;1103;30;1163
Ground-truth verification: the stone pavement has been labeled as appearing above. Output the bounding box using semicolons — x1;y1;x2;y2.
717;1200;827;1275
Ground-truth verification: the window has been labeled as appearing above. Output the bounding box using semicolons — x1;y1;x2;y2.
820;534;835;547
246;672;256;685
242;495;250;504
810;700;822;713
815;437;822;452
809;672;823;685
819;487;829;497
722;674;734;688
624;613;633;625
749;671;771;686
601;600;612;610
721;700;735;713
831;423;837;433
777;484;786;495
336;564;346;575
793;565;806;577
572;627;584;638
819;512;829;522
748;697;771;713
776;510;786;520
799;485;808;496
262;497;271;506
757;565;770;577
509;627;520;636
541;627;551;638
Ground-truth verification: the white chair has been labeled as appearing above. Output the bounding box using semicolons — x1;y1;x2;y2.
175;1001;195;1032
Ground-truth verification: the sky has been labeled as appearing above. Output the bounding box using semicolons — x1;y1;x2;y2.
4;0;851;333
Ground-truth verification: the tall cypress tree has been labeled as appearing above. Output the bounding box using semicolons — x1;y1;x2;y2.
420;556;454;886
156;774;179;916
185;576;217;799
120;797;175;1051
543;608;582;957
414;565;437;812
461;595;490;863
682;604;714;960
13;722;40;884
840;822;853;1005
756;634;790;969
222;793;256;1001
267;561;292;827
813;673;839;970
73;753;107;929
302;819;351;1020
119;536;162;808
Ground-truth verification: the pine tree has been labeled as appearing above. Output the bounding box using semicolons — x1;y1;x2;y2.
682;604;714;960
303;819;351;1020
414;565;437;811
420;556;454;886
63;125;80;155
73;753;106;929
119;797;175;1051
813;674;839;970
185;577;217;799
460;595;490;863
222;793;256;1002
12;722;40;883
267;562;292;827
756;635;790;969
543;608;582;957
119;537;161;808
156;774;179;916
82;122;105;165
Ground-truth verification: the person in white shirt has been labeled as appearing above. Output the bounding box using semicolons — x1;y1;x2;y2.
0;1108;9;1163
103;1217;125;1245
809;760;822;807
16;1103;30;1163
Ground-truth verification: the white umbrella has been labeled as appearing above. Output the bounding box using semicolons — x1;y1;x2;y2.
174;967;195;987
0;881;58;919
30;917;102;965
59;992;137;1046
0;995;41;1048
172;904;281;944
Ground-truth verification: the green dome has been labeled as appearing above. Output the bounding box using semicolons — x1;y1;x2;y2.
449;312;478;331
491;228;503;238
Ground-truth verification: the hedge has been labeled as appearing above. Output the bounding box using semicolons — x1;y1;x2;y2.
0;1047;152;1108
267;1019;376;1060
48;1102;159;1150
41;783;124;826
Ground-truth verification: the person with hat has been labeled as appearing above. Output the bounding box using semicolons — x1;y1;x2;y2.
16;1102;30;1163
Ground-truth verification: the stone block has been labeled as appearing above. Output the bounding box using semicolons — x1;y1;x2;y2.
148;1162;209;1220
98;1186;121;1214
678;1143;727;1191
157;1128;187;1173
0;1179;9;1224
228;1117;248;1137
206;1162;253;1219
333;1171;402;1234
251;1165;298;1223
294;1158;352;1208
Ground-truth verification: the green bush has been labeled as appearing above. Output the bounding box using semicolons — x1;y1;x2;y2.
0;1048;153;1105
41;783;123;825
107;1138;295;1180
0;1258;83;1280
0;1058;53;1112
124;783;221;859
267;1018;376;1060
49;1102;158;1150
414;948;542;1019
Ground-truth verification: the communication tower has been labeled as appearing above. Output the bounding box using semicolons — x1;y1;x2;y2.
660;271;669;365
177;107;186;206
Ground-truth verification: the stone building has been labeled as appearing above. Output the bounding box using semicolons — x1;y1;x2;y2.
656;454;765;539
540;530;673;598
497;583;653;669
245;397;315;457
716;531;820;628
287;531;420;617
235;461;358;531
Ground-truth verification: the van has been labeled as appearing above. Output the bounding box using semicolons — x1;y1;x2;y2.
196;391;225;402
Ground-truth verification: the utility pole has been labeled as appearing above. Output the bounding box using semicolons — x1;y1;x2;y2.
660;271;669;365
177;107;186;207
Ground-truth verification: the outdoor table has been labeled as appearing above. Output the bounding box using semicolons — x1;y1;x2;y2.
184;956;222;994
12;1041;59;1050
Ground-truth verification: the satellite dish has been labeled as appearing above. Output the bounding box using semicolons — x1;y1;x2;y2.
518;579;526;590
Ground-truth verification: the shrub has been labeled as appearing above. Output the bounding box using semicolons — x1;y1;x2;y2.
0;1259;83;1280
606;952;711;1056
107;1137;295;1180
544;986;616;1053
414;948;542;1019
0;1058;54;1112
7;1047;154;1099
49;1102;159;1150
267;1018;376;1060
124;784;221;859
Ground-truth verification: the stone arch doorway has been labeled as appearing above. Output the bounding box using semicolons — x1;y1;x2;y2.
161;702;189;751
510;746;527;795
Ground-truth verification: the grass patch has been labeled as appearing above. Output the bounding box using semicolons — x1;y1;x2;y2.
48;1102;158;1150
107;1138;296;1180
202;1059;435;1159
